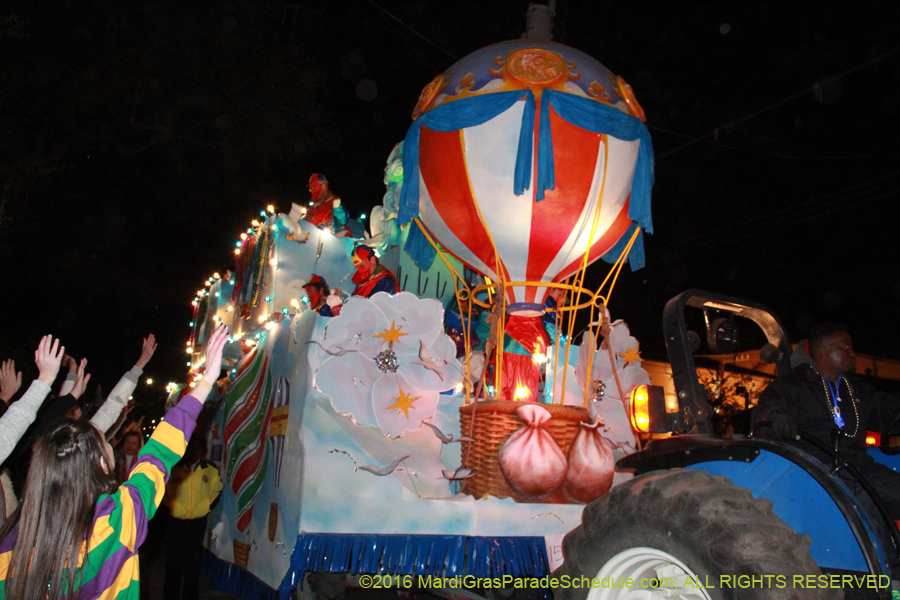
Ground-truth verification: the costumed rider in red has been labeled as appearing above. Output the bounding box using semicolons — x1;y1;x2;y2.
304;173;349;235
351;246;397;298
494;288;565;402
303;274;338;317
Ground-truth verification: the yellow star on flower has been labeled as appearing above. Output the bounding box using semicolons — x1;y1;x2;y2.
374;320;409;345
619;344;641;366
387;386;420;420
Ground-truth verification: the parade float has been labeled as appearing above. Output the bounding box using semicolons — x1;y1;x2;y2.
184;33;657;600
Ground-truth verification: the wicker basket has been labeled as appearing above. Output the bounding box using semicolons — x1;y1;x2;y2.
459;400;590;503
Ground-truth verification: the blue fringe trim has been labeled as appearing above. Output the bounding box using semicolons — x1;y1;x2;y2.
278;533;551;599
201;550;278;600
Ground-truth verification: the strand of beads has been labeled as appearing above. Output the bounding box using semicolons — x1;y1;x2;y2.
819;375;859;438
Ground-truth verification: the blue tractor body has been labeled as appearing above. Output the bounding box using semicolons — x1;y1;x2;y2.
628;290;900;599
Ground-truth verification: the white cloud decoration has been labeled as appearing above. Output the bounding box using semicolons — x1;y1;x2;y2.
313;292;462;438
573;320;651;405
553;319;652;451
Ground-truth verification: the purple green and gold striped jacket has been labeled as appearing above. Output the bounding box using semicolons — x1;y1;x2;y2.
0;394;203;600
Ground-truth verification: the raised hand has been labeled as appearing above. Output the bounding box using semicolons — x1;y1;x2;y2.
135;334;157;369
35;335;64;386
62;354;78;374
0;359;22;403
71;358;91;400
201;325;229;388
126;416;145;435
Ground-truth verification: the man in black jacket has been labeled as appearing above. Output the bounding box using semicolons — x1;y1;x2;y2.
753;323;900;521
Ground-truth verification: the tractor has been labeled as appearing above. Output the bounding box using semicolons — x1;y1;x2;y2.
554;289;899;600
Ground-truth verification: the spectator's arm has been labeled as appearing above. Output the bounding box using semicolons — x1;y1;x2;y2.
59;373;77;397
90;365;139;434
58;355;78;396
0;380;52;463
134;334;157;370
68;358;90;400
0;335;63;462
123;327;227;525
105;409;130;443
90;334;155;434
110;416;143;447
192;325;229;403
751;379;797;438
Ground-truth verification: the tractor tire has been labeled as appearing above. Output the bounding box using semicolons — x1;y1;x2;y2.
553;469;842;600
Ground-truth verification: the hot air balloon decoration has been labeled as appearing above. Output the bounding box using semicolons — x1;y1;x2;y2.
267;376;290;487
399;39;654;400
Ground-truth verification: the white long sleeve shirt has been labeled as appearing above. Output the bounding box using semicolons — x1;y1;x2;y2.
59;372;76;396
0;380;51;463
90;366;142;435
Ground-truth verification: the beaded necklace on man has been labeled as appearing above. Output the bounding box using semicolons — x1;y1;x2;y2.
819;373;859;438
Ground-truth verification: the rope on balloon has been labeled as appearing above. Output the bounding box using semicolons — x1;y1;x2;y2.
456;157;510;396
411;218;474;404
585;227;641;413
412;162;640;410
561;135;611;404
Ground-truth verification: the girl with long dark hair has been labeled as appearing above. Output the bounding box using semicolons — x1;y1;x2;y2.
0;325;229;600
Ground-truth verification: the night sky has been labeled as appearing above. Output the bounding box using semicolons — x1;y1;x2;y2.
1;1;898;406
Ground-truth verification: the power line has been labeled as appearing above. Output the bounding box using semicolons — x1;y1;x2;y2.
653;186;898;260
365;0;457;61
649;171;900;256
375;11;441;74
647;125;900;161
654;46;900;160
655;171;900;250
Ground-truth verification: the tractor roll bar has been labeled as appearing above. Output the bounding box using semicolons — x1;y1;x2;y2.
663;290;793;434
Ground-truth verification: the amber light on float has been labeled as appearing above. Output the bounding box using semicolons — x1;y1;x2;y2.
630;385;650;433
514;385;530;401
629;385;676;434
866;432;880;446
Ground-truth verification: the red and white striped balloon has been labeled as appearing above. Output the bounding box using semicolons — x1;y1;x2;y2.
412;41;645;314
417;100;639;312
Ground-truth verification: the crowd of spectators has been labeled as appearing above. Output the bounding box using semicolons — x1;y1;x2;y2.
0;326;228;600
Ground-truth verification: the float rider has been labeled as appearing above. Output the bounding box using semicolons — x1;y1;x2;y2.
303;274;337;317
350;246;397;298
304;173;348;235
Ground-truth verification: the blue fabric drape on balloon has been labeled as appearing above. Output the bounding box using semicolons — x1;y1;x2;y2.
599;221;645;270
403;218;438;271
399;90;535;226
399;87;654;269
542;90;655;234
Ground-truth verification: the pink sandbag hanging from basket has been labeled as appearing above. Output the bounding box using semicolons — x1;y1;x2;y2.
563;416;615;504
498;404;568;500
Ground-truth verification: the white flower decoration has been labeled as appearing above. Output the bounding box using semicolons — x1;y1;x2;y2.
313;292;462;438
574;321;650;402
555;319;651;450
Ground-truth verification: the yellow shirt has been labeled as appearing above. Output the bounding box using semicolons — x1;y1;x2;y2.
164;460;222;520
